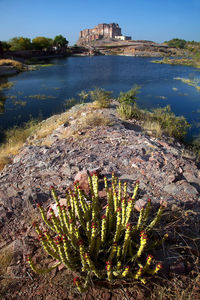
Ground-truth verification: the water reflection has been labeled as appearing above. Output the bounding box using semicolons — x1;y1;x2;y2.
0;56;200;140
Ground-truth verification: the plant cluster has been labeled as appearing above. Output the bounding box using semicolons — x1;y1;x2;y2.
118;85;140;106
165;38;187;49
117;86;140;120
27;172;167;292
89;87;112;108
116;87;190;141
150;105;190;140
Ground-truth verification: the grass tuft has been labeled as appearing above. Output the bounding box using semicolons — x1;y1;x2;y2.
0;59;24;71
0;120;39;170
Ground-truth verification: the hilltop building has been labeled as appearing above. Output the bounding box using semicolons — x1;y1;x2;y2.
77;23;131;45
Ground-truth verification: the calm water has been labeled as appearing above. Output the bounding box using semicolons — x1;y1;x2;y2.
0;56;200;140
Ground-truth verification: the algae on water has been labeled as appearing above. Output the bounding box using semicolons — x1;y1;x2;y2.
174;77;200;91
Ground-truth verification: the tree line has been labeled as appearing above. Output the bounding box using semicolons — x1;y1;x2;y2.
1;35;68;51
165;38;200;51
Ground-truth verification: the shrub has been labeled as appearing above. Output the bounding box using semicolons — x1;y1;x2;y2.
89;88;112;108
117;102;145;120
78;90;89;103
166;38;187;49
27;173;167;292
118;85;140;105
150;105;190;140
117;86;141;120
116;103;134;120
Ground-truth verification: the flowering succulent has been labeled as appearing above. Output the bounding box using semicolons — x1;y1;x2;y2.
27;173;167;292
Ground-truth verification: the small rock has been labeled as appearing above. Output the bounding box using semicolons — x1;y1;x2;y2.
170;262;185;274
134;199;147;212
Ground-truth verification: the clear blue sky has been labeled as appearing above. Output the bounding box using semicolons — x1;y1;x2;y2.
0;0;199;45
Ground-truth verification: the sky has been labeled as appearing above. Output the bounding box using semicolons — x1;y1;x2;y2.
0;0;199;45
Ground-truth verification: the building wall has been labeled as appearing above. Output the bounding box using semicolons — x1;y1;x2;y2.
79;23;123;42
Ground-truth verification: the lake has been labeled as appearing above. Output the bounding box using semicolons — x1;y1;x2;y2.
0;56;200;141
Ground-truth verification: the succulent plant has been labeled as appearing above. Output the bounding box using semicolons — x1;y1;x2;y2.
27;172;167;292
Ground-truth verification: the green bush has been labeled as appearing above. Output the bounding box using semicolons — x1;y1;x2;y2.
166;38;187;49
28;173;167;292
89;87;112;108
150;105;190;140
116;103;134;120
118;85;140;105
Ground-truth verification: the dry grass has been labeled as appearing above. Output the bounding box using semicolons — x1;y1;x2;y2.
0;247;13;276
80;112;113;128
0;246;13;298
33;112;69;140
0;104;92;170
0;59;24;71
0;82;14;91
0;120;39;170
143;120;163;137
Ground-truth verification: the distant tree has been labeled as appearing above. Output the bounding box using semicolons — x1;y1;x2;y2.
53;35;68;48
9;37;32;51
1;41;11;51
0;41;3;55
32;36;53;50
166;38;187;49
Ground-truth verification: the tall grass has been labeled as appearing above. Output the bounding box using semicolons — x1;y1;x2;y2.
89;87;112;108
116;88;190;141
0;59;24;71
0;120;39;170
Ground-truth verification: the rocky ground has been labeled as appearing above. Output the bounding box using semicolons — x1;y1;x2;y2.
0;104;199;299
77;39;183;57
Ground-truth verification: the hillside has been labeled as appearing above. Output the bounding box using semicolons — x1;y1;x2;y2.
76;39;184;57
0;103;200;299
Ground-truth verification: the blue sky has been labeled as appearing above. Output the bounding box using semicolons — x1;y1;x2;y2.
0;0;199;45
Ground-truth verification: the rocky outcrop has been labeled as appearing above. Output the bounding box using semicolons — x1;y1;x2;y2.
0;103;199;298
94;40;178;57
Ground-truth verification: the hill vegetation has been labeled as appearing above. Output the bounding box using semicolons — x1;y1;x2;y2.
1;35;68;51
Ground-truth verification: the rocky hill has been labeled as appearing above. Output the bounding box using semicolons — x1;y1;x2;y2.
76;39;183;57
0;103;199;299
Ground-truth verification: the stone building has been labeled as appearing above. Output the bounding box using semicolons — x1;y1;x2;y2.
78;23;131;44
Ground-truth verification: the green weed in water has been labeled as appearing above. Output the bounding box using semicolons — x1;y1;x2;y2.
174;77;200;91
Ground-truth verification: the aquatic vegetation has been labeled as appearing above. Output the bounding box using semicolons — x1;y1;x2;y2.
0;96;6;114
178;93;188;97
28;94;56;100
8;95;17;99
13;100;27;107
28;173;166;292
174;77;200;92
156;96;167;100
0;82;14;91
39;64;54;67
172;87;178;91
152;58;200;69
17;91;24;95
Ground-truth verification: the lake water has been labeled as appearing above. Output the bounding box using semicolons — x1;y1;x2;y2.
0;56;200;141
